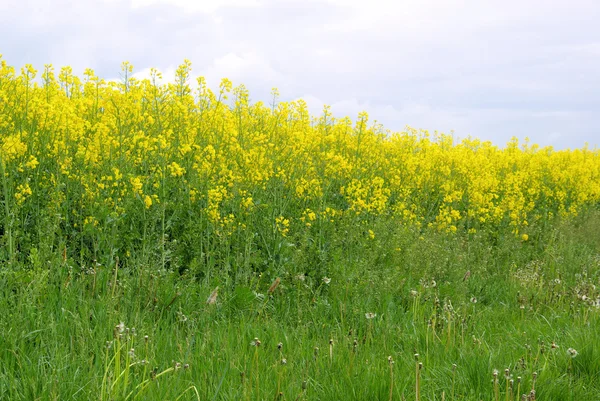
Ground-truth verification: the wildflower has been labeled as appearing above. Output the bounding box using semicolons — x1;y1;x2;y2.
167;161;186;177
280;358;287;365
322;277;331;285
14;183;32;205
275;216;290;236
250;338;261;347
567;348;578;358
365;312;377;319
470;297;477;303
25;155;39;169
177;311;188;322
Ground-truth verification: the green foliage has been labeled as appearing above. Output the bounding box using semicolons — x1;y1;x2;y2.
1;211;600;400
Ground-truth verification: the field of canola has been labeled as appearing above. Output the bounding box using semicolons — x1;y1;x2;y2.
1;58;599;269
2;58;600;401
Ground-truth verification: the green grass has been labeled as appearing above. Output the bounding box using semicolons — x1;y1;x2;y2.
1;212;599;400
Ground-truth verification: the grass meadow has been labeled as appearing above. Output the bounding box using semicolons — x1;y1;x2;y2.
0;59;599;400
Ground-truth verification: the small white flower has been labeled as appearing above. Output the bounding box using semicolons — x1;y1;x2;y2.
365;312;377;319
567;348;578;358
322;277;331;285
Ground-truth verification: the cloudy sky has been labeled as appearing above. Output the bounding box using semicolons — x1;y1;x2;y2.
1;0;599;149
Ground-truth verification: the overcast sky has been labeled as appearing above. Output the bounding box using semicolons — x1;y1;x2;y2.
1;0;599;149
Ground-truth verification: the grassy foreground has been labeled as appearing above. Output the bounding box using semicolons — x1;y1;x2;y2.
1;211;599;401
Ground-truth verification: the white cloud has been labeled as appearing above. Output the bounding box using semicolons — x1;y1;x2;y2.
131;0;263;13
1;0;599;149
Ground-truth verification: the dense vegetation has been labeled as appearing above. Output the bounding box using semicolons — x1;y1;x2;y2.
1;58;599;400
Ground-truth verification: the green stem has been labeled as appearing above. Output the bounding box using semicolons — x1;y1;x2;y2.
0;157;14;267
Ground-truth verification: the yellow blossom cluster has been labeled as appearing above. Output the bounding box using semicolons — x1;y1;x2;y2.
0;56;599;265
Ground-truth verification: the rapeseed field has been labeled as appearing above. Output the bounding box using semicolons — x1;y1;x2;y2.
1;58;599;400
